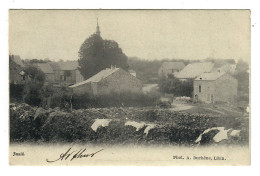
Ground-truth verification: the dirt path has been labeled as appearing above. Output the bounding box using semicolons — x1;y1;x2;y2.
170;102;193;111
142;84;158;94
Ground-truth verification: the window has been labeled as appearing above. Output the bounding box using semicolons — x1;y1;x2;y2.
199;85;201;93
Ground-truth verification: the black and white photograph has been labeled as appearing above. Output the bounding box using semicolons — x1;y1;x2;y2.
8;10;250;165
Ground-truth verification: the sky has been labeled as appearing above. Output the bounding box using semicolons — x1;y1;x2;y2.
9;10;250;62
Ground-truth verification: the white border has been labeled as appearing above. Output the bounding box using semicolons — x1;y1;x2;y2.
1;0;260;175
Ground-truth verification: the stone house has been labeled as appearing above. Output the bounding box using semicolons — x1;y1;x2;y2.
69;67;143;95
175;62;214;81
49;61;84;86
193;72;238;104
158;61;185;78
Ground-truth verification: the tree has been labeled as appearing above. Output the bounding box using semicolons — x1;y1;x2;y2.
236;59;249;72
78;34;129;79
23;66;46;106
24;66;45;84
159;75;193;97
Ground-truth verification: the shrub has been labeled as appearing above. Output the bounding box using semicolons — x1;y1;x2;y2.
159;75;193;97
50;91;160;110
10;83;24;102
9;103;37;142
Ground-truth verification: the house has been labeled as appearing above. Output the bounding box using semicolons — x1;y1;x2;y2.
69;67;143;95
49;61;84;86
193;72;237;104
158;62;185;78
35;63;55;83
175;62;214;81
9;55;26;84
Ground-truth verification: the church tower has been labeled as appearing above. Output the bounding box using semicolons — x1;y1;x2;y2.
96;18;101;36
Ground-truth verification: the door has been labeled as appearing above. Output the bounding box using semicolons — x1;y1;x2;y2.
194;94;198;103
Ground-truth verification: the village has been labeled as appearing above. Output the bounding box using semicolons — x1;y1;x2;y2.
9;19;249;146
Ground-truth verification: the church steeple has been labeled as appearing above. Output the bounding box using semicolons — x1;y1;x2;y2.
96;18;101;36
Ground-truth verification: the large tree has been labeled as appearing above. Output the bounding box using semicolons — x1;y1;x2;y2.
78;34;129;79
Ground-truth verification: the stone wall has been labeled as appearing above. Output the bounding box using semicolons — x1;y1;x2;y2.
214;74;238;103
71;82;93;95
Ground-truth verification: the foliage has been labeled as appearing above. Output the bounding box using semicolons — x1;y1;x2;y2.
10;83;24;102
78;34;129;79
49;91;160;110
158;75;193;97
10;103;249;145
22;66;46;106
23;83;43;106
234;71;249;102
24;65;46;84
28;59;51;63
236;59;249;72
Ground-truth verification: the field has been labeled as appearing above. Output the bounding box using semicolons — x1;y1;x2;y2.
9;102;249;146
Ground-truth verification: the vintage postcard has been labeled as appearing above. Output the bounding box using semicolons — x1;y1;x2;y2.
9;10;250;166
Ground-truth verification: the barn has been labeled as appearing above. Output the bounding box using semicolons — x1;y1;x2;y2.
69;67;143;95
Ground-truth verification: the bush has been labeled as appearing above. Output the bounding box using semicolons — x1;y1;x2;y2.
50;91;160;110
9;103;249;145
10;83;24;102
23;82;43;106
9;103;37;142
159;75;193;97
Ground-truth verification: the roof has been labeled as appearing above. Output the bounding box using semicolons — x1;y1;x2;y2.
160;61;185;70
49;62;60;71
175;62;214;79
70;68;120;88
195;72;226;81
10;55;24;67
49;61;79;71
36;63;54;74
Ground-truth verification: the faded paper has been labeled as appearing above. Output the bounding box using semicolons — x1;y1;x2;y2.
9;10;250;166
